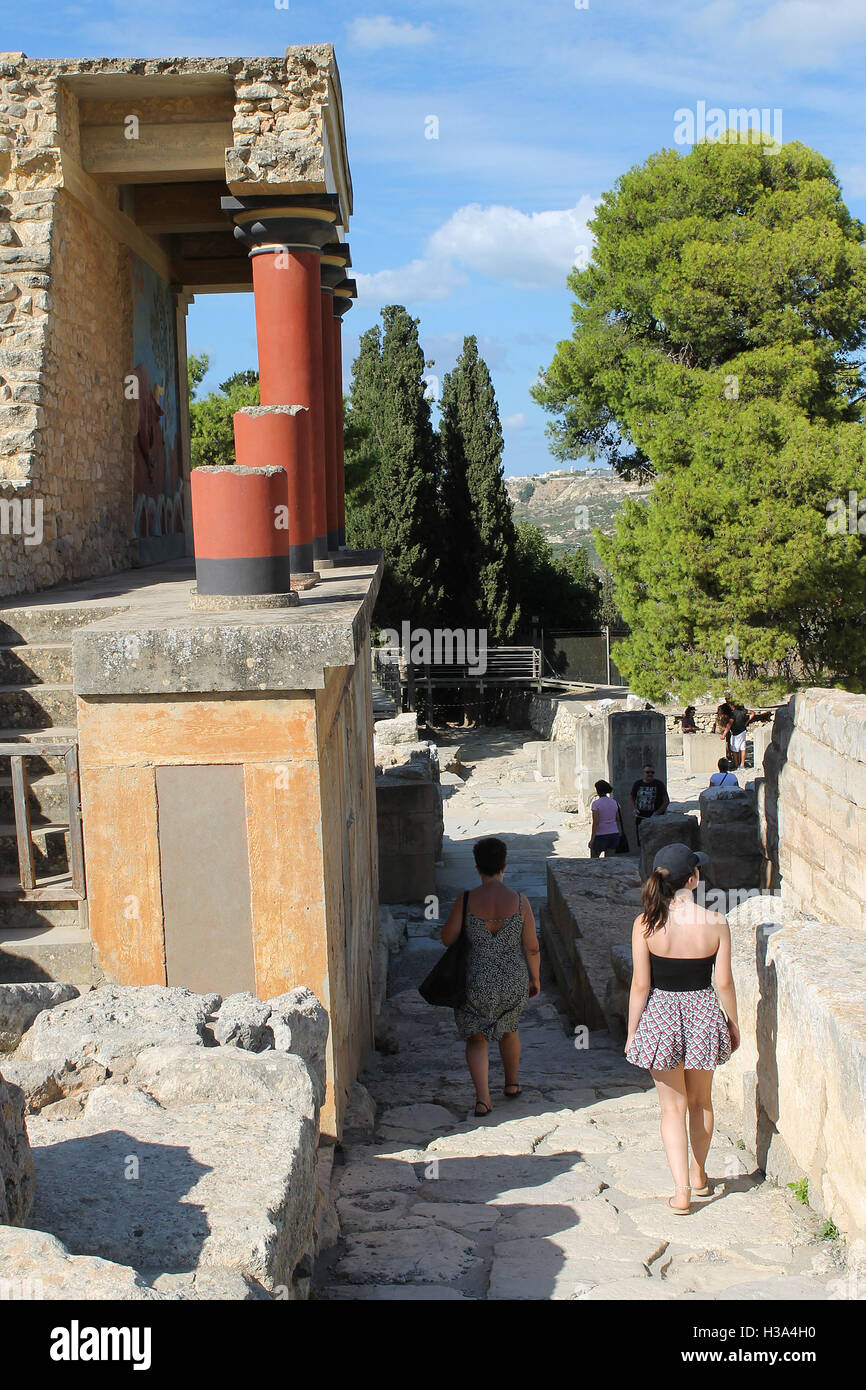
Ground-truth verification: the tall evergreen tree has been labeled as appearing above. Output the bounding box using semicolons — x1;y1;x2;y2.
439;337;521;639
345;306;443;627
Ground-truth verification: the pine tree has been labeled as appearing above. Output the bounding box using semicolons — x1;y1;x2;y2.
439;337;521;640
345;306;443;627
535;136;866;694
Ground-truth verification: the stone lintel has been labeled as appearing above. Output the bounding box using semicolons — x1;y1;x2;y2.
72;558;382;697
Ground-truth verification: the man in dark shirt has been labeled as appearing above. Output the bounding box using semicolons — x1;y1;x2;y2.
629;764;670;840
723;703;754;768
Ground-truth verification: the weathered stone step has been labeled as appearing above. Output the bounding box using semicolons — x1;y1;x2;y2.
0;822;71;876
0;684;76;729
0;603;127;646
0;772;69;823
0;643;73;685
0;913;96;988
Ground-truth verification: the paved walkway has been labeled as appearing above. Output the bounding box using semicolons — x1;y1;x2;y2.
317;730;841;1301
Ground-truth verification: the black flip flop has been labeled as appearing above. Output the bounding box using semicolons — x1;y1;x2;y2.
474;1100;493;1116
503;1085;522;1099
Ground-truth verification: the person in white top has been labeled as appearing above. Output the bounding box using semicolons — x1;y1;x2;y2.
708;758;738;788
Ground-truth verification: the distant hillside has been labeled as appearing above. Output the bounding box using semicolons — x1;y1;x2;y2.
506;467;652;569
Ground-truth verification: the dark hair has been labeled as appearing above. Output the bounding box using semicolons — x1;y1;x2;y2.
594;779;612;796
474;836;507;876
641;864;695;936
718;757;730;772
685;706;696;715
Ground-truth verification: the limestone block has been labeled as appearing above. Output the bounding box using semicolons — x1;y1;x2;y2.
28;1080;319;1293
684;732;725;774
1;1055;107;1114
213;991;272;1050
374;712;419;746
377;777;440;902
750;722;773;771
0;1227;166;1300
0;981;79;1052
666;731;683;758
637;811;699;882
699;787;762;890
126;1044;317;1117
266;987;329;1102
378;905;408;953
16;984;222;1070
554;740;578;797
0;1068;34;1224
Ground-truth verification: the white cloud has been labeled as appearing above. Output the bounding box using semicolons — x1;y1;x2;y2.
347;15;434;50
503;413;527;430
354;257;467;307
428;199;597;291
356;199;597;309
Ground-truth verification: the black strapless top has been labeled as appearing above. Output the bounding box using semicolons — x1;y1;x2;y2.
649;951;717;992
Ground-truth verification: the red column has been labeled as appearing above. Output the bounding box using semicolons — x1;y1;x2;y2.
191;465;290;597
333;310;346;547
250;248;328;562
232;405;314;579
320;289;339;552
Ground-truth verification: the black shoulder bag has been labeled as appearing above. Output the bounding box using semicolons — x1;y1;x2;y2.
418;889;469;1008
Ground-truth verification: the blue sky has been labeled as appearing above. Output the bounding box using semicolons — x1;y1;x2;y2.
10;1;866;473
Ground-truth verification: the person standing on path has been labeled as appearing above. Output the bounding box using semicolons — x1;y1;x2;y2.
624;843;740;1214
722;702;754;769
629;764;670;842
440;836;541;1117
589;779;623;858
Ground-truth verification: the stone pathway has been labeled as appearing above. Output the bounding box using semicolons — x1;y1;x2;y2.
315;730;842;1300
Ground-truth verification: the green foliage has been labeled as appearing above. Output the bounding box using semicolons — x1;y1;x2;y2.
439;336;521;639
536;136;866;696
344;306;443;627
514;523;600;630
819;1219;841;1241
518;481;535;504
788;1178;809;1205
188;358;260;470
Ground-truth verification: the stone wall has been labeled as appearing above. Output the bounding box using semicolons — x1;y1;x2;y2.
715;896;866;1244
761;688;866;930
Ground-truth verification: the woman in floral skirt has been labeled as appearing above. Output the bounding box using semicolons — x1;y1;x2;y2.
625;843;740;1214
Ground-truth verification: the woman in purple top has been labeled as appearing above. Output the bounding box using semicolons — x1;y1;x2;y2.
589;779;622;858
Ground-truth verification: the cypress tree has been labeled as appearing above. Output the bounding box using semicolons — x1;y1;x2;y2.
346;306;443;628
439;337;521;640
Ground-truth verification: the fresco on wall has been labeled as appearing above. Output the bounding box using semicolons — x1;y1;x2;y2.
130;253;186;561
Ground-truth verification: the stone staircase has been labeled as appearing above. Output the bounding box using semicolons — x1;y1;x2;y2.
0;602;119;986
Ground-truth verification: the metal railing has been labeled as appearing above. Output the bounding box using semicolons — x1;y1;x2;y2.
0;741;85;900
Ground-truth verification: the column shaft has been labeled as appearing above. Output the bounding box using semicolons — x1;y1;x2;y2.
333;313;347;547
251;249;328;560
320;291;339;552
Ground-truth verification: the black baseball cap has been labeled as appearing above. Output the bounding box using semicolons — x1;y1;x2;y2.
652;843;709;878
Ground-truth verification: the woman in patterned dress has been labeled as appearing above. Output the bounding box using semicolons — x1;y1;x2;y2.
440;837;541;1117
625;843;740;1214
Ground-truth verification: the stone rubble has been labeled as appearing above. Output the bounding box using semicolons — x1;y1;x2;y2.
1;979;332;1299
